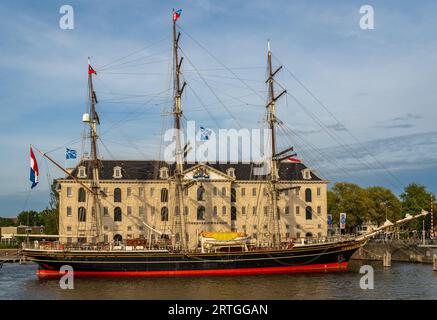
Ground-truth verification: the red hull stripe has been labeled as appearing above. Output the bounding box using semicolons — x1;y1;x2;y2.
37;262;348;277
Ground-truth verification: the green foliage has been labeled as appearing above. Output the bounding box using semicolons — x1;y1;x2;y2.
17;210;42;226
0;217;16;227
400;183;433;230
328;182;429;233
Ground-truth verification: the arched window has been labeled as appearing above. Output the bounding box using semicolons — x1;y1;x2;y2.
305;188;312;202
197;186;205;201
78;207;86;222
161;207;169;221
161;188;168;202
114;207;122;222
306;232;313;238
78;188;86;202
231;188;237;202
305;206;313;220
231;206;237;221
114;188;122;202
197;206;205;220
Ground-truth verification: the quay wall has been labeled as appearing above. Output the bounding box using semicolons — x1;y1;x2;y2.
351;240;436;264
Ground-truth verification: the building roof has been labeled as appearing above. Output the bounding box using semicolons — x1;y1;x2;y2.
65;160;324;182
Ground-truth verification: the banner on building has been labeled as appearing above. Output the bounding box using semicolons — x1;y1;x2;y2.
327;214;333;230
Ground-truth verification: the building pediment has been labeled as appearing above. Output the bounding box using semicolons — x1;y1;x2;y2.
183;164;234;181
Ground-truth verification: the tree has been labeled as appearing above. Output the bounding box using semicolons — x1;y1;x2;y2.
366;186;402;225
328;182;374;232
400;183;432;231
17;210;42;226
39;208;58;235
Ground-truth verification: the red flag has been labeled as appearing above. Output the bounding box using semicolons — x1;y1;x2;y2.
286;157;302;163
173;9;182;22
88;64;97;75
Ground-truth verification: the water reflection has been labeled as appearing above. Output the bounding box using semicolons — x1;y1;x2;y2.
1;260;436;300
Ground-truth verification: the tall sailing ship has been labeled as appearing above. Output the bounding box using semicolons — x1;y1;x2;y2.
23;11;427;276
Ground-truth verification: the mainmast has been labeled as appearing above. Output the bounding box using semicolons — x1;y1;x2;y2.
86;58;103;243
266;41;286;248
172;11;187;250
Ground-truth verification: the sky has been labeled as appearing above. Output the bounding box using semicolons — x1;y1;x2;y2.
1;0;436;217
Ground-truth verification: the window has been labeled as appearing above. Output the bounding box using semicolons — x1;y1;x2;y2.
139;226;144;231
161;207;169;221
197;186;205;201
92;207;96;217
103;207;109;216
296;232;301;238
285;206;290;215
231;206;237;221
78;187;86;202
150;188;154;196
197;206;205;220
286;232;290;239
317;206;321;215
241;188;246;196
113;166;122;179
175;206;180;216
227;168;235;178
305;206;313;220
252;206;257;215
263;225;268;230
139;206;145;216
213;206;218;217
296;224;301;229
253;233;258;239
231;188;236;202
127;226;132;231
263;188;268;196
139;187;144;198
77;166;86;178
318;224;322;229
114;207;122;222
213;187;217;196
67;226;72;232
127;206;132;216
286;224;290;230
67;207;72;217
114;188;122;202
127;187;131;197
159;167;169;179
317;187;321;196
242;206;246;215
264;206;268;216
161;188;168;202
78;207;86;222
252;188;256;196
305;188;312;202
296;206;300;215
184;206;189;215
66;187;72;197
222;206;227;215
303;169;311;180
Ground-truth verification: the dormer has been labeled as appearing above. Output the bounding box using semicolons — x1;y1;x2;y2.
159;167;169;179
77;166;87;179
113;166;122;179
226;167;235;178
302;168;311;180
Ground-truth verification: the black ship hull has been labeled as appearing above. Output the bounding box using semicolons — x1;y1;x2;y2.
23;239;365;277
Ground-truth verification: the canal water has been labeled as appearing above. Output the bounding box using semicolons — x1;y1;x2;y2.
1;260;436;299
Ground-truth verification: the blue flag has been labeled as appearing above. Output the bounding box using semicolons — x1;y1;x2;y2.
66;148;77;159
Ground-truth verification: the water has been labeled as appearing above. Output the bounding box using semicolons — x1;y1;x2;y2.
1;260;436;299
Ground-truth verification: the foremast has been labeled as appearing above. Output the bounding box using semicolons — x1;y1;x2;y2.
172;12;188;250
86;58;103;243
266;42;286;248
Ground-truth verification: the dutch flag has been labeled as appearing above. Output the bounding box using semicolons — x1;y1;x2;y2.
30;147;39;189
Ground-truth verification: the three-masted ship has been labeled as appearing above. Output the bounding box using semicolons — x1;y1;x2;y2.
23;11;428;277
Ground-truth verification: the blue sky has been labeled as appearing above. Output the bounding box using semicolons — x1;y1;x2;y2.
1;0;437;216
